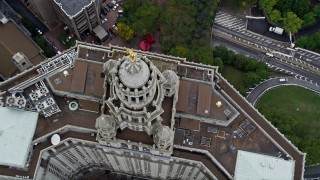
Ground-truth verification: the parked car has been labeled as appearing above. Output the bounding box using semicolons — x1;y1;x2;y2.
101;8;108;15
107;3;114;8
104;6;110;12
269;27;284;35
113;4;119;10
35;28;42;35
101;18;108;24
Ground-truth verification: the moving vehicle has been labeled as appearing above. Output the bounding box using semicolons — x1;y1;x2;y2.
269;27;284;35
266;53;274;57
279;78;288;83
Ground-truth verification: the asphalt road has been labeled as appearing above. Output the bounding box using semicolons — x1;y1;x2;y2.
246;77;320;105
4;0;48;33
214;10;320;69
212;34;320;84
248;5;290;42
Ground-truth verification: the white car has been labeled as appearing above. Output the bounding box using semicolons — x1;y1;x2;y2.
113;4;119;10
101;18;108;24
36;28;42;35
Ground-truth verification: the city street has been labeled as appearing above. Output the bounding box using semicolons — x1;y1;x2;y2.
213;10;320;84
4;0;48;33
214;10;320;68
213;31;320;82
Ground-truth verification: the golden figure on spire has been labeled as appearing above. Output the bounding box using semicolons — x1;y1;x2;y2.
125;49;137;63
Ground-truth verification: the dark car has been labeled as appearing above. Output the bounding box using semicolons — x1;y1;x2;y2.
101;8;108;15
104;6;110;12
107;3;114;8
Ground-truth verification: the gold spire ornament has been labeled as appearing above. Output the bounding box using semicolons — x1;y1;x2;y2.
125;49;137;63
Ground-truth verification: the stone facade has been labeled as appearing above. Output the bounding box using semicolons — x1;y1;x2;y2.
34;138;216;180
99;51;175;152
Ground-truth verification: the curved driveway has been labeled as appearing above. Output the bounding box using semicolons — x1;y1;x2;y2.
246;77;320;106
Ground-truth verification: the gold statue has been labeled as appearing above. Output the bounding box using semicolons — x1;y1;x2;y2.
125;49;137;63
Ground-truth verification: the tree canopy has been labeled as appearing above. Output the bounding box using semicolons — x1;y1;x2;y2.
283;12;303;34
116;23;134;41
296;31;320;53
259;0;277;14
259;0;319;33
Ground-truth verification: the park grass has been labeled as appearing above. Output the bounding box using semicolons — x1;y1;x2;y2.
256;86;320;164
221;65;246;95
256;86;320;128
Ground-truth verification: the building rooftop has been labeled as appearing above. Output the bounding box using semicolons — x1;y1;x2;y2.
0;42;305;180
0;21;44;79
234;150;295;180
53;0;92;17
0;107;38;168
48;59;105;98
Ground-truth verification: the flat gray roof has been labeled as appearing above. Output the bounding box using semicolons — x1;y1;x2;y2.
0;107;38;168
53;0;92;17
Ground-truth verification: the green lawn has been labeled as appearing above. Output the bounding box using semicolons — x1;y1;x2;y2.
256;86;320;165
221;65;246;95
256;86;320;124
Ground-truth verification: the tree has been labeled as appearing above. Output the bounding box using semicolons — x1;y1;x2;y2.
313;4;320;18
292;0;311;17
296;32;320;53
116;23;134;41
283;12;303;34
169;45;189;58
212;57;224;70
34;36;46;49
302;12;316;27
244;72;260;87
131;5;160;36
244;59;258;71
269;9;282;23
259;0;277;14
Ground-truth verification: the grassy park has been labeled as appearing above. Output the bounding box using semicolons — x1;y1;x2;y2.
256;86;320;165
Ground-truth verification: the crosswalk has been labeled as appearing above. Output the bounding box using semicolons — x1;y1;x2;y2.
266;62;318;84
295;49;320;65
214;11;287;50
214;11;247;33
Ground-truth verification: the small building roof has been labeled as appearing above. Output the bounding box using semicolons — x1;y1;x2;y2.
0;107;38;168
234;150;295;180
53;0;92;17
93;25;109;41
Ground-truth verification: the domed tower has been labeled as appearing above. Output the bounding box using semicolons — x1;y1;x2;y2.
162;70;179;97
95;115;117;141
105;49;167;135
153;125;174;149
